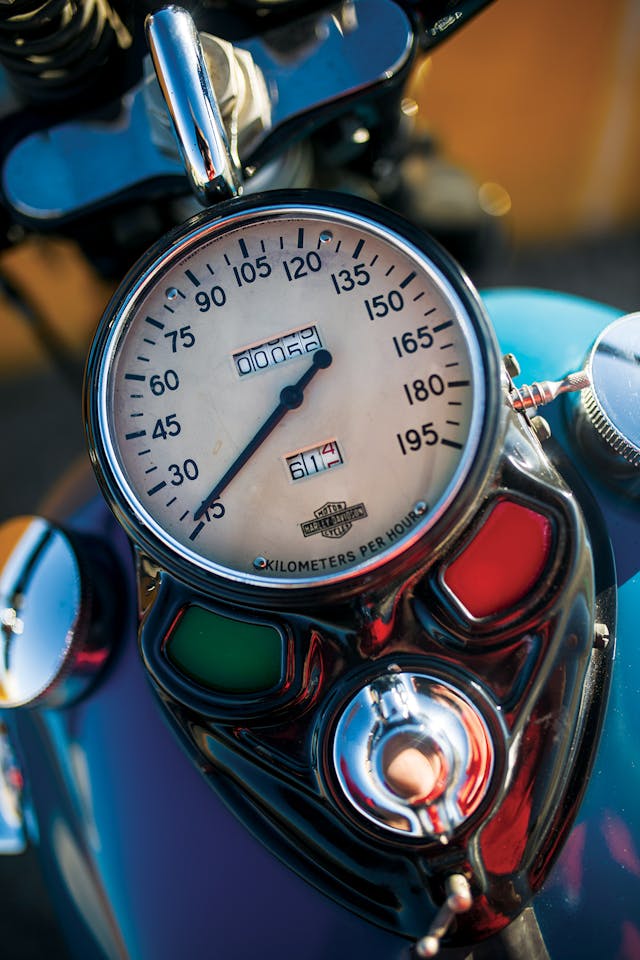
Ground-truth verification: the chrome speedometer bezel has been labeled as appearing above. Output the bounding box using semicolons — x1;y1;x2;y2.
85;190;502;605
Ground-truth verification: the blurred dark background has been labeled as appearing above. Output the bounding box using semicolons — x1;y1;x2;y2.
0;0;639;956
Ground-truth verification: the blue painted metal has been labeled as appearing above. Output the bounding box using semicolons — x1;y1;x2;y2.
3;288;638;959
485;289;640;960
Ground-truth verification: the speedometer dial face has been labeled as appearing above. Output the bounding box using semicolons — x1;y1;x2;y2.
89;195;493;592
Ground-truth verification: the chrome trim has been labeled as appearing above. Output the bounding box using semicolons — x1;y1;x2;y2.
0;517;81;708
581;312;640;467
2;79;184;221
146;5;241;204
0;516;109;708
332;671;495;839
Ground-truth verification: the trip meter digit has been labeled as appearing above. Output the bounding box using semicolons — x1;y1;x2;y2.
86;192;498;595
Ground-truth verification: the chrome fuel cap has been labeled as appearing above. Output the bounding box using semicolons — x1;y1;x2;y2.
0;516;108;708
581;312;640;467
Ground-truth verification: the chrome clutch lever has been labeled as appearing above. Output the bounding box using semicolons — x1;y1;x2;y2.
146;5;242;205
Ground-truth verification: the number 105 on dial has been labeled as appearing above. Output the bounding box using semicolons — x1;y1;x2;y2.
285;441;344;482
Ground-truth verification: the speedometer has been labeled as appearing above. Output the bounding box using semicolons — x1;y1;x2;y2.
85;192;500;596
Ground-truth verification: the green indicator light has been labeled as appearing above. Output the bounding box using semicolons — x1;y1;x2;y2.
166;605;284;694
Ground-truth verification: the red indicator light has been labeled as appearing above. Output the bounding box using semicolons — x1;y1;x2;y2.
442;500;553;619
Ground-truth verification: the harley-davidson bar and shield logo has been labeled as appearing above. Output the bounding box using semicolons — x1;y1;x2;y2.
301;501;368;539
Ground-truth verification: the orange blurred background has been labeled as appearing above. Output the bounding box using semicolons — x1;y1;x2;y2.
413;0;640;242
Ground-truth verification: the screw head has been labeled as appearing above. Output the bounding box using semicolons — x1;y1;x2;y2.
531;415;552;443
503;353;521;378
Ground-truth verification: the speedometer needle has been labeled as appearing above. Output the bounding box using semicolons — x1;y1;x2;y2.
193;348;333;521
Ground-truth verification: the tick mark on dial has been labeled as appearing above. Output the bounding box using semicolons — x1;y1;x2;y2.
147;481;167;496
433;320;453;333
399;271;416;289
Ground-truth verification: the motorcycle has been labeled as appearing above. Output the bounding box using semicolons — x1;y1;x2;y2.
0;2;638;958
